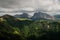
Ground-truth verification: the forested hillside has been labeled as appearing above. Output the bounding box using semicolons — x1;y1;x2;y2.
0;15;60;40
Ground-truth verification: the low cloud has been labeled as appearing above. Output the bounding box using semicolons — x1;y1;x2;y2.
0;0;60;15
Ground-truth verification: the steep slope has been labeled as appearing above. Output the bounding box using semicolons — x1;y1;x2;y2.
0;18;21;40
0;14;20;33
1;14;21;27
31;12;54;20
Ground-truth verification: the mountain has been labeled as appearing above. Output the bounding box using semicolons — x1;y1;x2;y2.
54;15;60;19
31;12;55;20
15;13;30;18
0;14;22;28
14;11;55;20
0;15;22;40
0;14;60;40
0;14;32;28
0;14;20;33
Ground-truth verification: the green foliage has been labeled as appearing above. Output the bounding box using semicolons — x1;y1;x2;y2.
0;17;60;40
12;27;20;35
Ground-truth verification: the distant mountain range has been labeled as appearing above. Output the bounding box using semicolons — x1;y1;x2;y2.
15;11;55;20
0;11;56;21
1;13;60;21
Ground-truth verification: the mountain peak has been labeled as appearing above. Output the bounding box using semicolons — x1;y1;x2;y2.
15;12;29;18
31;11;55;20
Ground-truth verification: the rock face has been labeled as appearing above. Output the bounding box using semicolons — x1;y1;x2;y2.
15;13;29;18
31;12;55;20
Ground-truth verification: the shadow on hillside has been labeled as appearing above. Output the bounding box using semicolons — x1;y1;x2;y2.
27;31;60;40
0;32;22;40
0;31;60;40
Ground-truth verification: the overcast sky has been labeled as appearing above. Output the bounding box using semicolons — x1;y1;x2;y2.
0;0;60;16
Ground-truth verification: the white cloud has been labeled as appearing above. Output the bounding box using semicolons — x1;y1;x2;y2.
0;0;60;15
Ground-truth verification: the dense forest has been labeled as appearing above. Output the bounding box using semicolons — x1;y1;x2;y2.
0;15;60;40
